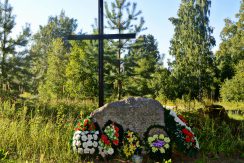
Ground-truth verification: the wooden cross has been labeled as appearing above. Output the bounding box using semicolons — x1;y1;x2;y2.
66;0;136;107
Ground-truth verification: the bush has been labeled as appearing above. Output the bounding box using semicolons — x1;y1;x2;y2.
220;61;244;102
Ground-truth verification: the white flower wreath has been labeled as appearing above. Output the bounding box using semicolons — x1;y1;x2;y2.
72;130;100;155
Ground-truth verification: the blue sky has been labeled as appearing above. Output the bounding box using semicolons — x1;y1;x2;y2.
9;0;241;63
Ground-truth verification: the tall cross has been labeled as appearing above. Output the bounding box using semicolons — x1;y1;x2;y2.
66;0;136;107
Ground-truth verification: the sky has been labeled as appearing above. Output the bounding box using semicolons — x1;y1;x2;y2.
9;0;241;63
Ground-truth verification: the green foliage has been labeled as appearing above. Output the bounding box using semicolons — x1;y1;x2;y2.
104;0;146;100
0;100;96;162
220;61;244;102
30;11;77;94
216;0;244;82
65;41;98;99
169;0;216;100
0;0;31;99
124;35;161;97
38;38;68;102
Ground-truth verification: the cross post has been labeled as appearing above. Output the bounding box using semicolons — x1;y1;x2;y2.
65;0;136;107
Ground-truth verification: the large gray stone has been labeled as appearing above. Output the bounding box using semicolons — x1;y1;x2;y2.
90;97;165;138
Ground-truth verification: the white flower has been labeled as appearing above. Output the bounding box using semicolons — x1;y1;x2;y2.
75;134;81;140
90;148;95;154
95;131;99;135
78;148;83;154
83;142;87;148
84;148;90;154
87;141;93;147
93;134;98;140
85;131;89;134
74;131;81;135
82;135;88;141
81;131;85;135
76;141;81;147
88;134;93;141
99;147;106;158
72;140;76;147
107;148;114;155
93;141;98;147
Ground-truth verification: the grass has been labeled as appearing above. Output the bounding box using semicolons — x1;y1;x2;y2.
0;99;243;162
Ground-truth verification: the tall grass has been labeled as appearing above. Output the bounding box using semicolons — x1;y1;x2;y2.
0;100;96;162
0;100;243;162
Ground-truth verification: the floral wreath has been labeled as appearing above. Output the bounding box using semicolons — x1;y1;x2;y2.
144;125;172;162
122;130;142;159
71;116;100;157
98;120;124;159
165;109;200;156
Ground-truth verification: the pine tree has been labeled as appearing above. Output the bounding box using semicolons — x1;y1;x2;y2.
0;0;31;98
124;34;160;97
38;38;67;101
104;0;146;99
30;11;77;94
169;0;216;100
65;40;98;100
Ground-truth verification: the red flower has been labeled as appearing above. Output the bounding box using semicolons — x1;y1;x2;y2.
113;140;119;145
182;128;190;135
104;140;110;145
185;136;191;142
188;131;194;138
101;134;108;141
115;127;119;132
178;115;188;124
84;119;89;126
115;132;119;138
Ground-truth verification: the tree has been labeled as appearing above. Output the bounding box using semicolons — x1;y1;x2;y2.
169;0;216;100
124;35;160;97
65;40;98;100
104;0;146;99
220;60;244;102
216;0;244;82
30;11;77;94
38;38;68;101
0;0;31;98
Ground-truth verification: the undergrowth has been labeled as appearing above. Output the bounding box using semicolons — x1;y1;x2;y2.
0;100;243;162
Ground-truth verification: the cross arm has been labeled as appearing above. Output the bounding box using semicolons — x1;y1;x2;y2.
65;33;136;40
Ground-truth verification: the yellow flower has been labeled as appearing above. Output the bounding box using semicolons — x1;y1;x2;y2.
165;159;172;163
148;137;154;143
160;148;165;153
152;147;158;153
159;134;164;139
164;144;170;149
164;137;170;143
153;135;158;140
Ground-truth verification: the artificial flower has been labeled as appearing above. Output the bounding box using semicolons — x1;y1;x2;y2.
88;134;93;140
93;141;98;147
78;148;83;154
82;135;88;141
